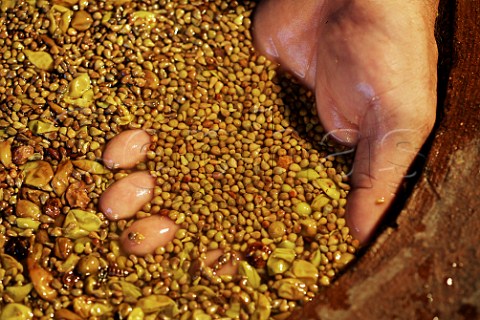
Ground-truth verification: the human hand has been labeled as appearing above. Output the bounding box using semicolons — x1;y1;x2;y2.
253;0;438;242
98;129;238;274
97;0;438;257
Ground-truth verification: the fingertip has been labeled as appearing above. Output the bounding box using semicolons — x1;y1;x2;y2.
205;249;239;276
345;192;383;245
120;215;179;256
252;0;280;62
103;129;151;169
252;0;325;87
99;171;155;221
345;190;391;244
344;124;427;243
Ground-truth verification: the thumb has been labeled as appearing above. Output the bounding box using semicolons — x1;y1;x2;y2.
345;108;431;243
